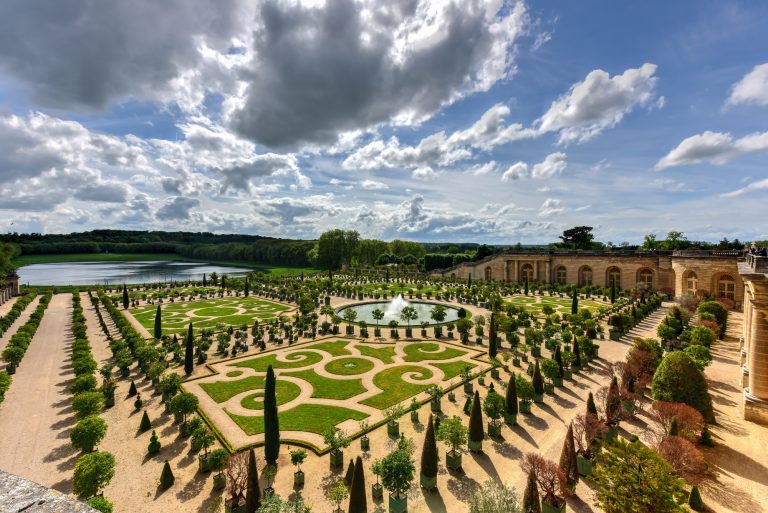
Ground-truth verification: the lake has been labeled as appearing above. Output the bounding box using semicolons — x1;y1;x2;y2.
18;260;252;286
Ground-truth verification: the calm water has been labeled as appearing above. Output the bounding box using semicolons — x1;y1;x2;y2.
18;260;252;286
338;300;460;326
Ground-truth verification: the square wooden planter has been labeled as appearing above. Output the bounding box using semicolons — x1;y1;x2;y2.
389;495;408;513
576;455;593;477
361;436;370;451
371;483;384;499
446;451;462;470
519;401;532;414
463;382;474;394
504;412;517;425
420;473;437;490
293;470;304;487
487;423;502;437
329;449;344;468
468;439;483;453
387;420;400;438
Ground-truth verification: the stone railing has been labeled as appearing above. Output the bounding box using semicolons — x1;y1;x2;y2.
746;254;768;272
672;249;744;258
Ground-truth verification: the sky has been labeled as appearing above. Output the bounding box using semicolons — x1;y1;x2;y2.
0;0;766;244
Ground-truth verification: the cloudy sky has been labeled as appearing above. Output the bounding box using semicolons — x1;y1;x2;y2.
0;0;766;244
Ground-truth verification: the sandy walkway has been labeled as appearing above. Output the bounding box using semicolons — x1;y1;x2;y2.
0;293;76;492
0;296;18;317
0;296;41;366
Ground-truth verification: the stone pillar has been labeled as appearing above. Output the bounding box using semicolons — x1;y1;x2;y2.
545;261;551;284
513;260;518;284
745;290;768;424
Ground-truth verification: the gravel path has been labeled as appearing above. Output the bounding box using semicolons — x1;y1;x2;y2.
0;293;76;493
0;296;41;367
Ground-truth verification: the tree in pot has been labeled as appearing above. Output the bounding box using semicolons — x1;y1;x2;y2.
70;415;108;453
539;358;559;394
426;384;442;413
437;416;467;471
532;360;545;402
326;480;348;513
505;373;519;424
385;403;405;438
168;392;199;435
359;420;371;451
430;305;447;337
371;458;384;499
483;387;505;438
400;306;418;338
349;455;367;513
208;448;228;490
460;365;474;394
468;391;484;452
343;308;358;335
420;414;438;490
262;464;277;495
323;427;350;468
558;423;579;489
72;451;116;500
290;448;307;487
521;453;567;513
388;320;399;339
515;375;535;414
469;479;523;513
372;308;384;337
380;437;416;513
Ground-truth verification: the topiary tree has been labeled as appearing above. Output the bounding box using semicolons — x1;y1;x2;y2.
468;391;484;451
420;413;438;489
348;455;367;513
160;460;175;489
571;289;578;315
122;285;129;310
154;305;162;340
263;365;280;465
72;451;116;499
532;361;544;397
139;410;151;432
72;391;104;420
697;301;727;338
70;415;108;453
652;352;714;422
245;449;261;513
688;485;704;511
593;439;686;513
380;438;416;504
184;323;194;375
148;430;161;454
127;380;137;397
506;373;518;417
326;480;348;513
558;423;578;487
522;470;541;513
586;391;597;415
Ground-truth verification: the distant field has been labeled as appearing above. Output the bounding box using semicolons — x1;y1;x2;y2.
12;253;319;276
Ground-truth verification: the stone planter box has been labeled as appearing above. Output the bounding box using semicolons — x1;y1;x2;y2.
293;470;304;487
329;449;344;468
387;420;400;437
487;422;502;437
553;376;563;387
361;436;370;451
405;328;413;338
420;473;437;490
390;329;398;338
372;483;384;499
446;451;462;470
468;438;483;453
504;412;517;425
576;455;593;477
389;495;408;513
198;455;212;473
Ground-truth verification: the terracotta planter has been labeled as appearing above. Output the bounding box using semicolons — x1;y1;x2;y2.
446;451;462;470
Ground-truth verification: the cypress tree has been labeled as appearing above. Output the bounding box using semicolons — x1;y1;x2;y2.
610;282;616;304
468;391;484;450
554;345;564;378
160;460;175;489
122;284;129;309
264;365;280;464
488;312;497;359
467;274;472;287
348;455;367;513
202;273;207;287
344;459;355;487
244;278;249;297
221;275;226;290
573;337;582;368
688;485;704;511
669;417;679;436
524;277;529;296
532;360;544;396
134;393;143;411
505;373;518;416
559;423;578;486
140;410;151;432
571;288;579;315
522;470;541;513
153;306;162;340
700;424;714;446
184;323;194;376
245;449;261;513
586;391;598;415
127;380;137;397
463;396;472;415
420;414;438;486
606;376;621;423
433;415;441;435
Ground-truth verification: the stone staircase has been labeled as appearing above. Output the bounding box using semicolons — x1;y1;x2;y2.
619;306;669;342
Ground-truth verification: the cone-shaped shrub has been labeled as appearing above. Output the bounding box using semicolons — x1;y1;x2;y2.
122;285;129;310
264;365;280;464
669;417;679;437
571;289;578;315
160;460;174;489
420;414;438;481
184;323;194;375
148;430;161;454
245;449;261;513
586;392;597;415
153;306;162;340
554;346;564;378
348;455;367;513
522;470;541;513
488;312;497;359
688;485;704;510
139;410;151;432
127;380;137;397
463;396;472;415
506;373;518;415
344;458;355;487
652;352;715;422
532;361;544;396
468;391;484;446
559;423;578;486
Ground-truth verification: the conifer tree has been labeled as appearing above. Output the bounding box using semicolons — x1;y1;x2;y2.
554;345;564;378
122;284;129;309
348;455;367;513
344;459;355;487
587;392;598;415
202;273;207;286
522;470;541;513
610;282;616;304
573;337;582;368
468;391;484;451
571;288;579;315
139;410;151;432
506;373;518;417
244;278;249;297
463;396;472;415
127;380;137;397
263;365;280;464
688;485;704;511
148;430;161;454
154;306;162;340
488;312;497;359
524;277;529;296
160;460;175;489
420;414;438;488
532;360;544;396
184;323;194;376
669;417;679;437
245;449;261;513
559;423;579;486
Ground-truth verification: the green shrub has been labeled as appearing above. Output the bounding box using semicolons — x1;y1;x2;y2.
73;451;116;499
70;415;108;453
697;301;727;338
652;352;714;422
70;374;98;394
72;391;105;420
160;460;175;489
85;496;113;513
139;410;152;432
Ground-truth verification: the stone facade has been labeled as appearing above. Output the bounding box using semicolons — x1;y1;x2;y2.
433;250;743;305
739;254;768;425
0;469;98;512
1;271;19;304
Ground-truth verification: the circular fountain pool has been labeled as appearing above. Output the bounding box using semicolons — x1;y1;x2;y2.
336;295;461;326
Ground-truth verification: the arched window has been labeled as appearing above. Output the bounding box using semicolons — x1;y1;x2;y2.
484;267;492;281
520;264;535;283
685;271;698;295
607;267;621;288
718;275;735;300
637;269;654;290
579;266;593;286
555;266;567;285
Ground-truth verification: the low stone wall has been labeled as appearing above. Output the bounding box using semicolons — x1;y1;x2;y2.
0;469;98;512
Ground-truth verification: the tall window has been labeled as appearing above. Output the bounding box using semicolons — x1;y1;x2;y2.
484;267;492;281
718;275;735;300
607;267;621;288
579;266;593;286
638;269;654;289
555;266;567;284
686;271;698;295
520;264;535;283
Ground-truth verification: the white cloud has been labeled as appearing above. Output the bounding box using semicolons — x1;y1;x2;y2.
360;180;389;190
727;63;768;107
531;152;567;178
412;166;439;181
155;196;200;220
655;130;768;169
468;162;498;176
651;178;689;192
721;178;768;198
538;198;564;217
536;63;660;145
501;162;529;181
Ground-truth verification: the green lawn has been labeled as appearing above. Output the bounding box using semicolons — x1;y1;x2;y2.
361;365;434;409
228;404;368;436
232;351;323;372
432;360;476;380
356;344;396;364
402;342;468;362
283;369;366;400
324;357;374;376
305;340;351;357
200;374;301;407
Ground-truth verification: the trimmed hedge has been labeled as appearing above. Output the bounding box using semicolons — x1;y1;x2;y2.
652;352;714;423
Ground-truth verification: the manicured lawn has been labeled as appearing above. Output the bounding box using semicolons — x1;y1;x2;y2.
361;365;434;409
238;379;302;410
432;360;476;381
232;351;323;372
324;357;374;376
356;344;396;364
283;369;366;400
504;295;606;318
305;340;351;357
403;342;468;362
200;375;301;406
228;404;368;436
